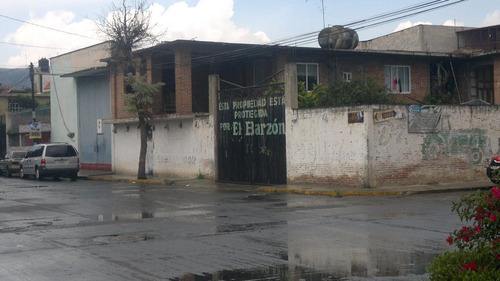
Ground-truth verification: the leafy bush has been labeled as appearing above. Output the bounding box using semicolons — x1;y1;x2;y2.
427;187;500;280
317;77;395;107
298;81;326;108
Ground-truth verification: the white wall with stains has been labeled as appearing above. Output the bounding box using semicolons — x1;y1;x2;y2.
113;116;216;178
287;105;500;187
286;106;370;186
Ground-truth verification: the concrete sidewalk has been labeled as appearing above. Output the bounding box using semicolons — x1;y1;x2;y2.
78;169;495;196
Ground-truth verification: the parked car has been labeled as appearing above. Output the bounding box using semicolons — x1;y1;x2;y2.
19;143;80;181
0;151;26;177
486;154;500;184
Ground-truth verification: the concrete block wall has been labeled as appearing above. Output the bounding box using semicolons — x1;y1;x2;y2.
370;105;500;186
286;105;500;187
113;123;141;175
151;116;215;178
286;106;369;186
113;116;215;178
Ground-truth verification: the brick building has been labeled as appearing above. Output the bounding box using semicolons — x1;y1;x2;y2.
100;25;500;186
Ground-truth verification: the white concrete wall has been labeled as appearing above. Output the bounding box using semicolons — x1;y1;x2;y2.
371;105;500;186
287;105;500;187
50;42;110;149
286;106;369;186
112;123;141;175
113;116;216;178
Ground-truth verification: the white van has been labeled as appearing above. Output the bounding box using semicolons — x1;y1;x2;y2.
20;143;80;181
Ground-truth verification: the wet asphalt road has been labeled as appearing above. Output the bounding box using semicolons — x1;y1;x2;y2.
0;176;467;281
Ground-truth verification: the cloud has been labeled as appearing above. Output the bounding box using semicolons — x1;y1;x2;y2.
4;11;101;67
150;0;270;44
443;20;465;27
394;21;432;32
4;0;270;68
482;10;500;26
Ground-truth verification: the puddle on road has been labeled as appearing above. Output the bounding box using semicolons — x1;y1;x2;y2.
171;262;432;281
96;209;210;222
12;185;48;188
170;248;438;281
92;234;154;245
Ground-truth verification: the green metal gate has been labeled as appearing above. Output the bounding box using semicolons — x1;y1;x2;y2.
217;82;286;184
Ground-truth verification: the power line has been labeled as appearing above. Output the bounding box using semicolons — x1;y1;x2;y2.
146;0;468;71
25;0;467;75
0;41;68;50
0;14;96;40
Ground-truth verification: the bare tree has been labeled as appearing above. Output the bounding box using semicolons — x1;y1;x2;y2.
96;0;163;179
97;0;156;72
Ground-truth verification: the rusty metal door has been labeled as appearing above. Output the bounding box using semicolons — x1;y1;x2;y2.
217;83;286;184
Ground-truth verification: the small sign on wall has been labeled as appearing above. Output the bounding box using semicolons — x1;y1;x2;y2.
97;119;103;135
348;111;364;123
29;121;42;139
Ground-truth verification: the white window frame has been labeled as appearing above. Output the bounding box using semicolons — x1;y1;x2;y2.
297;63;319;91
385;65;411;94
343;72;352;82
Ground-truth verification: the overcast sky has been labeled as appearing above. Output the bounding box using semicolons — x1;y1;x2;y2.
0;0;499;68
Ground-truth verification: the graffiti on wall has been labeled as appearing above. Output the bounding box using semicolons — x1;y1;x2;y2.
422;129;486;164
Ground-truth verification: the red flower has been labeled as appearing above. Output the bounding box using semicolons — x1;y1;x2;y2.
459;261;478;271
446;236;453;245
474;226;482;233
492;186;500;199
490;213;498;222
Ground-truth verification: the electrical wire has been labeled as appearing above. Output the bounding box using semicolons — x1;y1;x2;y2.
0;41;68;50
144;0;468;71
3;0;467;75
49;63;74;137
0;14;96;40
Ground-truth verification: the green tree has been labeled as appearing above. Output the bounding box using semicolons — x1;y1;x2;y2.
123;75;164;179
96;0;162;179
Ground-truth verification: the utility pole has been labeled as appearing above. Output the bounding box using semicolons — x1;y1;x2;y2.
29;62;36;122
29;62;39;144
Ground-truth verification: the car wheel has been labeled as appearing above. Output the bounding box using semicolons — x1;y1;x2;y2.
19;166;27;179
490;168;500;184
35;167;43;181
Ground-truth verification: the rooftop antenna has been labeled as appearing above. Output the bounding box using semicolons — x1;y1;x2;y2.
321;0;325;28
306;0;326;28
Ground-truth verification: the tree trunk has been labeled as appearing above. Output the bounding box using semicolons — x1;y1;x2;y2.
137;117;148;179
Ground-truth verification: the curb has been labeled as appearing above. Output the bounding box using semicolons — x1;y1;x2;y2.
256;187;406;197
86;176;166;185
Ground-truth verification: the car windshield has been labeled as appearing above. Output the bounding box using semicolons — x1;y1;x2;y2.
11;152;26;158
45;146;77;157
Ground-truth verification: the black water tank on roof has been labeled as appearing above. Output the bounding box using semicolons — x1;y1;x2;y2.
38;58;49;73
318;26;359;50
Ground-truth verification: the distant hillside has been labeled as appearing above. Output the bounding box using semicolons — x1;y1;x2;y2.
0;68;31;90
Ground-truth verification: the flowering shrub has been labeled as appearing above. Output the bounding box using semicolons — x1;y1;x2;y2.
428;187;500;280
